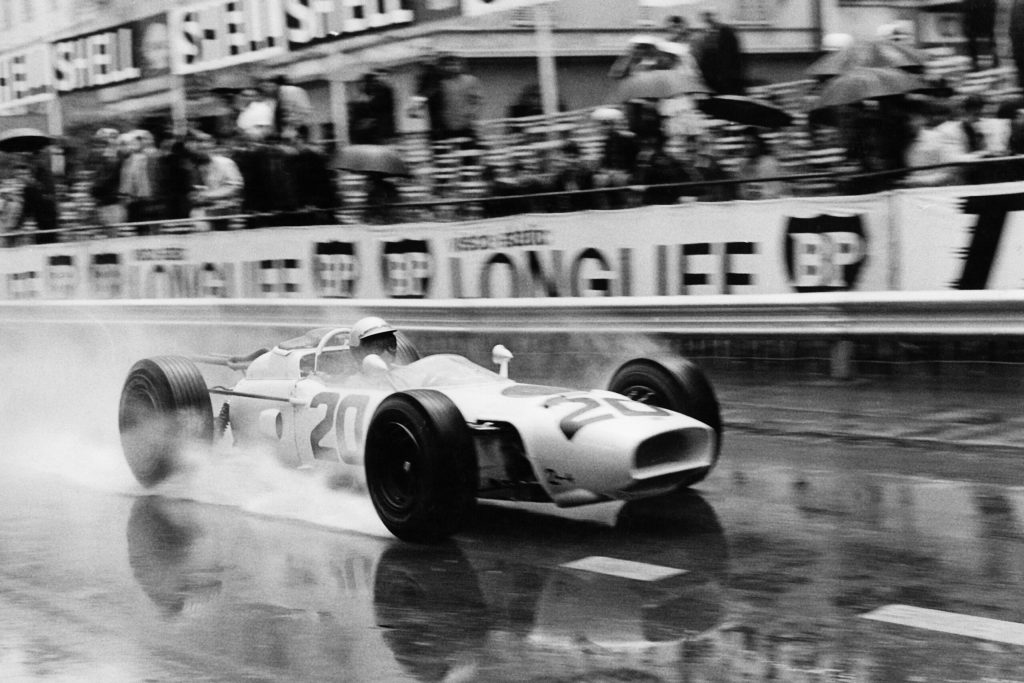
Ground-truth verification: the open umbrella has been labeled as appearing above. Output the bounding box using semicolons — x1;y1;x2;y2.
613;69;708;101
808;67;927;111
339;145;410;177
207;71;253;95
696;95;794;129
0;127;52;153
806;39;930;78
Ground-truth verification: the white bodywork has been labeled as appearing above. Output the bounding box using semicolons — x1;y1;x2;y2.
219;334;716;507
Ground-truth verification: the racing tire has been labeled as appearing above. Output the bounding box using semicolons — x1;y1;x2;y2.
365;390;477;543
608;357;722;487
394;331;420;365
118;356;214;487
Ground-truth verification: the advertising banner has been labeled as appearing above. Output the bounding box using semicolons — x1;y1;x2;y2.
170;0;286;75
0;44;53;111
460;0;552;17
895;181;1024;290
0;196;895;301
52;15;171;93
283;0;419;50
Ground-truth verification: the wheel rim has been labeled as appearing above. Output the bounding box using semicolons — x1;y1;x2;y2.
375;420;421;515
621;383;662;406
122;382;159;430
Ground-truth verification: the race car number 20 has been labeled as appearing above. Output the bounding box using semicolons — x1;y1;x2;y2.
309;392;370;462
545;395;670;439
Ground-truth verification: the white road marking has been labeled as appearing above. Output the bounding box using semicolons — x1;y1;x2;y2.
560;556;687;582
862;604;1024;646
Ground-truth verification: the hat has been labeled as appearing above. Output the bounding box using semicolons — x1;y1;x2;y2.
348;316;396;348
93;127;119;141
592;107;625;122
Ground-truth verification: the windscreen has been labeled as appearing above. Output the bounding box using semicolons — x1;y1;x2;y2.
388;354;504;389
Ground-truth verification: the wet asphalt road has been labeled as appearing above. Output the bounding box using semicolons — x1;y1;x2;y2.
2;427;1024;683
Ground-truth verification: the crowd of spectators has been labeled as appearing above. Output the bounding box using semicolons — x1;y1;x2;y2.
3;12;1024;244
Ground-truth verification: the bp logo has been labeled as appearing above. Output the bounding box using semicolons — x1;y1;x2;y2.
785;214;867;292
381;239;432;298
46;254;78;298
313;241;359;298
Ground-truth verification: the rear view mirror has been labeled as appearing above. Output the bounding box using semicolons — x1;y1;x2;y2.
492;344;513;378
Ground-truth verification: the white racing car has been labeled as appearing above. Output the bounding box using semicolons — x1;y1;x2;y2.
118;317;722;543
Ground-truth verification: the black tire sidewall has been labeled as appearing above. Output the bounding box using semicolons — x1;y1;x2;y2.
365;390;475;543
118;356;214;487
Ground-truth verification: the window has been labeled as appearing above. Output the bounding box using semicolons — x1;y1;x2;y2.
735;0;773;25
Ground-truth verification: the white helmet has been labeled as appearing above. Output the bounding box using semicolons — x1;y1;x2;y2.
349;316;396;348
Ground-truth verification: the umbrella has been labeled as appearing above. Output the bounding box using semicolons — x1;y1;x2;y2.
339;145;410;176
806;39;930;78
696;95;794;129
208;71;253;95
808;67;927;111
613;69;708;101
0;127;52;153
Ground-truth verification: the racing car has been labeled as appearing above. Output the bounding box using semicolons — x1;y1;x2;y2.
118;317;722;543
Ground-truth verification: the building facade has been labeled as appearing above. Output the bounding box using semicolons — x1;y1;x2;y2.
0;0;983;146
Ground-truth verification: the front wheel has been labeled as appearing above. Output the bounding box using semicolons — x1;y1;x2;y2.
608;357;722;486
118;356;214;487
365;390;476;543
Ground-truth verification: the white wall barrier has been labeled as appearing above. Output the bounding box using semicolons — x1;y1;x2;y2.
4;181;1024;301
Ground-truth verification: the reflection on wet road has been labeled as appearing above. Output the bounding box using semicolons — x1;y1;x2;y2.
2;433;1024;682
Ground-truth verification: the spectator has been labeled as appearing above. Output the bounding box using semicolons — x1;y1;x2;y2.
964;0;998;71
694;10;745;95
609;36;665;79
736;129;786;199
88;127;127;229
364;173;401;224
551;141;597;211
507;83;544;119
690;134;735;201
506;83;566;120
638;146;693;204
263;74;313;140
13;150;59;243
903;100;963;187
349;69;397;145
119;129;166;231
937;94;997;183
665;15;690;44
189;131;244;229
0;171;24;243
592;107;638;208
1013;0;1024;91
232;126;298;227
415;54;448;141
627;99;667;152
289;128;339;224
162;136;197;221
437;54;483;144
596;108;639;177
235;85;274;140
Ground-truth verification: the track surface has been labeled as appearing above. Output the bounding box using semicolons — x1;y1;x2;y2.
2;424;1023;682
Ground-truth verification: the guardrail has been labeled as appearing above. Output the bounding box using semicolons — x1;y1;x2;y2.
3;292;1024;381
3;291;1024;334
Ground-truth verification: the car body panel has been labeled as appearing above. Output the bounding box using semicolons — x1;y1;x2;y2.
213;339;716;507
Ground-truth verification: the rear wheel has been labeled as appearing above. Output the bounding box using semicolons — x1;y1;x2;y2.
118;356;214;487
365;390;476;543
608;357;722;486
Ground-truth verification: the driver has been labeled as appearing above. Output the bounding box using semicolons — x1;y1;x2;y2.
348;316;399;364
